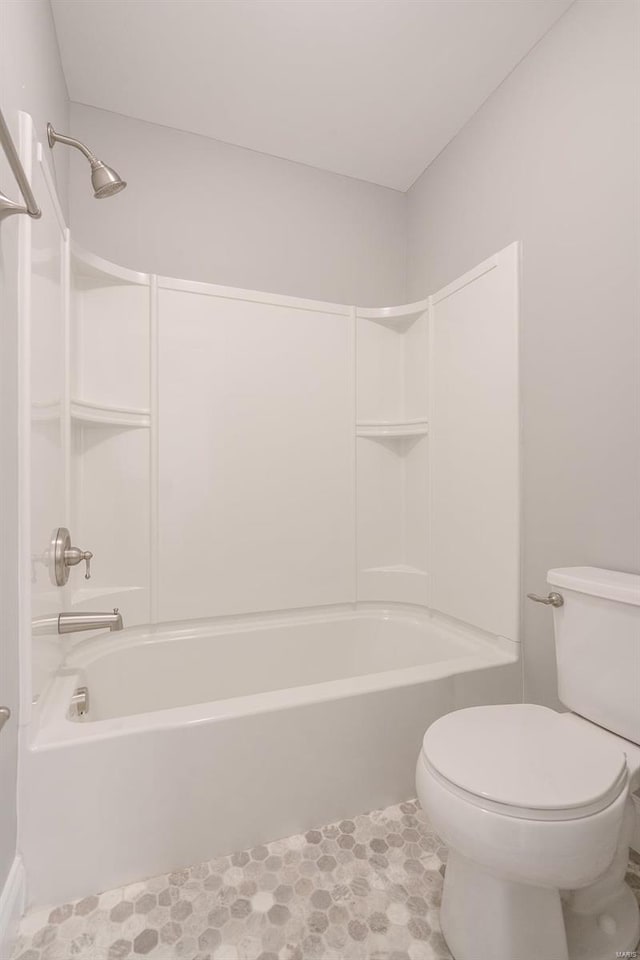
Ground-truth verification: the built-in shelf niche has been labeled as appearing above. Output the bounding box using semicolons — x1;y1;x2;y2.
70;399;150;428
356;434;429;605
356;301;429;606
356;419;428;439
356;302;428;424
70;247;150;415
69;247;151;629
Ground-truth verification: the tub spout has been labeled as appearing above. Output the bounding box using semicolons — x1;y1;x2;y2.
57;608;123;634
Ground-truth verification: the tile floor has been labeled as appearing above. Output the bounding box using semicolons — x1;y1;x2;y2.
11;800;640;960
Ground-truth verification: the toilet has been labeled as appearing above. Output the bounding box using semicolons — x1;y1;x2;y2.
416;566;640;960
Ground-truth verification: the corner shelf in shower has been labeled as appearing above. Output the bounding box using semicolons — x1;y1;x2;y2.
71;245;150;287
356;419;428;439
363;563;429;577
70;399;151;428
357;300;429;328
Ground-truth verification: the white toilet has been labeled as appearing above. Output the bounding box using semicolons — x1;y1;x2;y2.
416;566;640;960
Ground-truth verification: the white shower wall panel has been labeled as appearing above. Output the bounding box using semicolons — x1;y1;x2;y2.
73;425;151;626
157;288;356;620
28;129;68;703
429;246;520;641
356;317;405;423
403;438;429;574
72;280;149;411
356;439;405;571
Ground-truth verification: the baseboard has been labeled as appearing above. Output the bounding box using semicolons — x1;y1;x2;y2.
0;856;25;959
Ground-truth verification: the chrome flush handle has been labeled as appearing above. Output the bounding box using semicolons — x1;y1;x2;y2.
527;592;564;607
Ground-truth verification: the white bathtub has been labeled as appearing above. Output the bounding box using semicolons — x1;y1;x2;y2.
22;603;520;906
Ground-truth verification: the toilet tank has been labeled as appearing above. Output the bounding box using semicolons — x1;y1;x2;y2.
547;567;640;744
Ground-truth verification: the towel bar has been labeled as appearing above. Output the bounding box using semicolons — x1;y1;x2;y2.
0;106;41;221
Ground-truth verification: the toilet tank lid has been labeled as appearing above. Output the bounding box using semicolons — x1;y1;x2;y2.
547;567;640;606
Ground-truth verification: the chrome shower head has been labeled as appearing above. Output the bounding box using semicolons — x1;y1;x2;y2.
89;159;126;199
47;123;127;199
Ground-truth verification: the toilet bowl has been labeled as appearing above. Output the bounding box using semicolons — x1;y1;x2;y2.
416;703;640;960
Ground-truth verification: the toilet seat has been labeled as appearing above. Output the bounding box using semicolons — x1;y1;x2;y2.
422;704;628;821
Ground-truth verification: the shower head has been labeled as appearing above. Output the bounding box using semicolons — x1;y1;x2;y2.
47;123;127;199
89;159;127;199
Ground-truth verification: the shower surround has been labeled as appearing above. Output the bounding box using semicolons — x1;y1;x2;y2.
19;114;521;912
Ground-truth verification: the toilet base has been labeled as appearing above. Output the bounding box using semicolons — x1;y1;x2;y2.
439;850;640;960
440;850;570;960
563;882;640;960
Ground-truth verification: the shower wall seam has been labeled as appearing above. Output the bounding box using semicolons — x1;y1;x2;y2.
149;275;159;624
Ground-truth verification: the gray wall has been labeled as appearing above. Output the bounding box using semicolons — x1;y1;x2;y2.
68;104;407;306
407;0;640;707
0;0;68;894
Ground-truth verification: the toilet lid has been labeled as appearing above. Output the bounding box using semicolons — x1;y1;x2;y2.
422;704;627;816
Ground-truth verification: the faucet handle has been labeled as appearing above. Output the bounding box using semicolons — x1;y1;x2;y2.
64;546;93;580
51;528;95;585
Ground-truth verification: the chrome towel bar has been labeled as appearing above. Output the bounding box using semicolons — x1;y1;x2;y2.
0;106;41;222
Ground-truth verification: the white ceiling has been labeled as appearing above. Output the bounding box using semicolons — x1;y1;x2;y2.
51;0;573;191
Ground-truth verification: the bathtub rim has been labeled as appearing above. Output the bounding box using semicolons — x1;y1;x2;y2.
31;602;519;751
61;601;515;666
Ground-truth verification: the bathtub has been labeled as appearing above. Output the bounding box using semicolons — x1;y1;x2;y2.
22;603;520;907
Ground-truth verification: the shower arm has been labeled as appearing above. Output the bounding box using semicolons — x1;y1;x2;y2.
46;123;127;199
47;125;98;163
